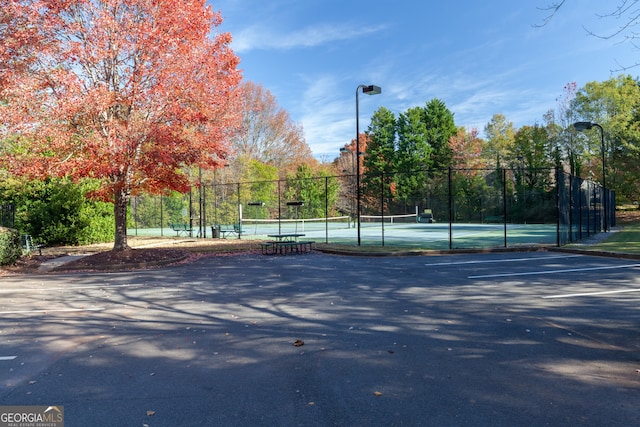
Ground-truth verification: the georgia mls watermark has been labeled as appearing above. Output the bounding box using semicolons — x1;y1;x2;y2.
0;406;64;427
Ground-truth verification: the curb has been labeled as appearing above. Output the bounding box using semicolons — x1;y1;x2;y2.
549;247;640;260
314;245;550;257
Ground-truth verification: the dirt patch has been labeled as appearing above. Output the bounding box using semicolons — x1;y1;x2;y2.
57;248;191;272
0;255;58;276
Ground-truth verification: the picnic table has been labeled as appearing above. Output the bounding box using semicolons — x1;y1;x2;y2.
261;233;314;255
268;233;305;242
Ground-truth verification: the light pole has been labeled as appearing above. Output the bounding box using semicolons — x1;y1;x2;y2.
355;84;381;245
573;121;607;232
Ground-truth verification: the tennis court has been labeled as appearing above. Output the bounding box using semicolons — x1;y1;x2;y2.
128;167;614;249
129;213;559;250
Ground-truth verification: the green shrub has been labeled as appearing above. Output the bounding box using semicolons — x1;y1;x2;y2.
0;227;22;265
1;177;114;246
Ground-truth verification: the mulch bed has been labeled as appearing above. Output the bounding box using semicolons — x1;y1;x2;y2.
0;255;57;276
0;248;193;276
56;248;191;271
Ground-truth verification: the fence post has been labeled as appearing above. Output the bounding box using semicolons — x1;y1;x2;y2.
381;171;385;247
189;188;193;237
448;167;453;250
555;166;560;247
277;180;282;235
237;183;242;239
502;168;507;248
325;177;329;243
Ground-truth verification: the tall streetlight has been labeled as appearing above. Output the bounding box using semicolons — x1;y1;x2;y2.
355;84;381;245
573;121;607;232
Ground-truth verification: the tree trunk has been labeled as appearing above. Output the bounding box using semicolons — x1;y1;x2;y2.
113;185;131;251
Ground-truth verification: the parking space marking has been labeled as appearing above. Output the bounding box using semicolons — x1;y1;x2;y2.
0;356;17;361
468;263;640;279
428;254;580;267
542;289;640;299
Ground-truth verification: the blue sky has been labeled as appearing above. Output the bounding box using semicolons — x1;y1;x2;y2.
212;1;636;160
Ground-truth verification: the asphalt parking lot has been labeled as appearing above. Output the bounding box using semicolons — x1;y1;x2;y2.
0;251;639;426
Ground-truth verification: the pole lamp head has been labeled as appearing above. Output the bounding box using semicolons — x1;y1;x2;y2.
362;85;382;95
573;121;594;131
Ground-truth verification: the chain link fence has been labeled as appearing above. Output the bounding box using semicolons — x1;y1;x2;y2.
128;168;614;249
0;204;15;229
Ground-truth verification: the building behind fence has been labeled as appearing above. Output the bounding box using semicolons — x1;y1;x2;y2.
129;167;614;249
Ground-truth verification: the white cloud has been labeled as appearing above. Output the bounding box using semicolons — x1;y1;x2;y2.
297;76;354;158
299;67;563;159
232;22;387;53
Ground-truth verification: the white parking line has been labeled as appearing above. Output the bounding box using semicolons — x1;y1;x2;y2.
468;263;640;279
542;289;640;299
428;254;580;267
0;356;17;361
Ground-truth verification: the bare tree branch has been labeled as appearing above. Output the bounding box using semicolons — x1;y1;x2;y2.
585;0;640;40
532;0;566;27
535;1;640;71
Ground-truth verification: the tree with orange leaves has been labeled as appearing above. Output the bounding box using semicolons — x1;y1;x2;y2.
449;127;487;172
0;0;242;251
234;81;312;173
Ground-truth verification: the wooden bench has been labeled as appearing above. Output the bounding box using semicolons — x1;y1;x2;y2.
21;234;43;255
169;223;193;236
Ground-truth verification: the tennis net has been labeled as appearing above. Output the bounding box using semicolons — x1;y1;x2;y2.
360;213;417;225
241;216;352;235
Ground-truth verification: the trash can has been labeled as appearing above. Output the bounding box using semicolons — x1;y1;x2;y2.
211;226;220;238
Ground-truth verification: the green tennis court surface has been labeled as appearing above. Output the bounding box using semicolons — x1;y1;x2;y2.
129;221;558;250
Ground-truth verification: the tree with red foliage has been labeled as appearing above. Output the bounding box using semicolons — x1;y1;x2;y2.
234;81;312;173
0;0;242;251
449;127;486;172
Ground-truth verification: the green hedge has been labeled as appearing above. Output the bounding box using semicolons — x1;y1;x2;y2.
0;227;22;265
1;177;115;246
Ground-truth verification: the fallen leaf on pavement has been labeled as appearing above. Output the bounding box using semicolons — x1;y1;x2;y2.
293;339;304;347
